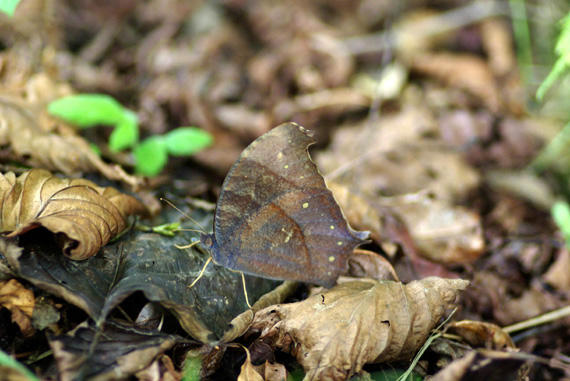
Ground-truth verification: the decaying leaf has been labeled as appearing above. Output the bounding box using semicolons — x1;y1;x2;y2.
346;249;399;282
0;77;144;189
0;169;148;260
411;53;501;113
387;192;485;265
543;248;570;292
431;349;532;381
49;319;182;381
0;279;35;337
250;277;469;380
237;348;264;381
446;320;516;351
327;181;400;255
0;207;287;343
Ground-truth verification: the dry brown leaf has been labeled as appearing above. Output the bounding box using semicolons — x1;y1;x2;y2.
251;277;469;380
0;279;35;337
543;248;570;292
447;320;516;351
0;75;144;189
0;169;148;260
263;361;287;381
431;349;531;381
411;53;501;113
480;18;516;78
327;181;397;254
346;249;399;282
386;193;485;265
318;114;479;202
237;348;263;381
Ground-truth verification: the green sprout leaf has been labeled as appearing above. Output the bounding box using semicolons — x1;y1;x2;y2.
0;0;22;16
48;94;127;128
133;136;168;177
0;349;40;381
109;109;139;152
137;222;181;237
552;200;570;245
182;351;203;381
164;127;213;156
537;12;570;101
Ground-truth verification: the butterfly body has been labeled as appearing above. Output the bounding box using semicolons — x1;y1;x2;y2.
201;123;369;288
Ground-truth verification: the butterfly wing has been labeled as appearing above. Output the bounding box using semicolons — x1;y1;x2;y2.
209;123;369;287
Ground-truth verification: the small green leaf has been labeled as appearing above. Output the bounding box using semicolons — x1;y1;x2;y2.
0;349;40;381
0;0;22;16
109;110;139;152
164;127;213;156
552;201;570;243
536;11;570;101
48;94;127;128
145;222;181;237
133;136;168;177
182;352;203;381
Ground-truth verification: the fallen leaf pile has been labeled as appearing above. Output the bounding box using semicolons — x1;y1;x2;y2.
249;278;468;379
0;0;568;380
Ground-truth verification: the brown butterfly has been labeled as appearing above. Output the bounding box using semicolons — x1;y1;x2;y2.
200;123;369;288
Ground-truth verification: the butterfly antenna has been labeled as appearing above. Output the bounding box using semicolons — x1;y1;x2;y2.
188;257;212;288
175;240;199;250
241;272;252;309
160;198;208;234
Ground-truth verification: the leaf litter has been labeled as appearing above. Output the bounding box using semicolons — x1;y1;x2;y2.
0;0;569;380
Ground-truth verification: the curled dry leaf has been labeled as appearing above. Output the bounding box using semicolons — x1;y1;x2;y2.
0;279;35;337
0;169;148;260
446;320;516;351
251;277;469;380
346;249;399;282
237;348;264;381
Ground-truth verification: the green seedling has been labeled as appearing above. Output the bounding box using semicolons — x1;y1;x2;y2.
0;0;22;16
48;94;127;128
0;349;40;381
109;109;139;152
552;201;570;246
133;136;168;177
536;11;570;101
137;222;181;237
48;94;139;152
164;127;213;156
49;94;213;176
133;128;213;176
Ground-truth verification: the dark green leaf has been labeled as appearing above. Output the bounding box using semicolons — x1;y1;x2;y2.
49;319;183;380
164;127;213;156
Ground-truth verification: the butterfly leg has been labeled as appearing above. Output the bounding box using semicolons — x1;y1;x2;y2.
188;256;212;288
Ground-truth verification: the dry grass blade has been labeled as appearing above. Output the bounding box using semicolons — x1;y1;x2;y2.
251;277;469;380
0;169;148;260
